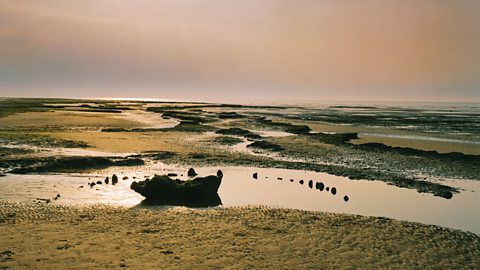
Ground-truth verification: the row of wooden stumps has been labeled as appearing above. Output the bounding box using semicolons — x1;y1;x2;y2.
253;172;349;202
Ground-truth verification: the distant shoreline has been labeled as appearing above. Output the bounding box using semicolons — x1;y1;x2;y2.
1;96;479;107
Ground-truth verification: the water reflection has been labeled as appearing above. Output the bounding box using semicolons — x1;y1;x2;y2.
0;166;479;234
137;194;222;208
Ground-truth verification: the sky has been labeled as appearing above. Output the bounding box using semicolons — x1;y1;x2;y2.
0;0;479;103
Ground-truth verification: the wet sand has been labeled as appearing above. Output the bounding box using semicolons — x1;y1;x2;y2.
0;202;479;269
1;98;480;269
0;111;143;129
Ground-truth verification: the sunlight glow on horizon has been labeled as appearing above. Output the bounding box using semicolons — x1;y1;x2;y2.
0;0;479;102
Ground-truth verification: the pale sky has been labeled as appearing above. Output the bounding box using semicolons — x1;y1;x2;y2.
0;0;479;102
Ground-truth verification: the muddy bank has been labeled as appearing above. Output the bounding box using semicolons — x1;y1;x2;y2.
0;140;460;199
5;156;144;174
216;128;262;140
247;141;283;152
354;141;480;165
255;118;311;134
211;136;244;145
269;132;480;182
1;98;477;200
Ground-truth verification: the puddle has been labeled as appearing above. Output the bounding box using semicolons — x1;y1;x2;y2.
0;174;144;206
0;165;479;234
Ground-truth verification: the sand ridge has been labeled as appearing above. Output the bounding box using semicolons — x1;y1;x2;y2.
0;202;479;269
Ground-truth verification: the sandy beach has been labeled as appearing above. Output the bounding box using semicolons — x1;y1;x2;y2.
1;201;479;269
1;98;479;269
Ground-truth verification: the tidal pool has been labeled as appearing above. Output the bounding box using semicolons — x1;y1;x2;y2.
0;165;479;234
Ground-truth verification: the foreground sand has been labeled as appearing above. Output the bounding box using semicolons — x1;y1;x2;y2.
0;202;478;269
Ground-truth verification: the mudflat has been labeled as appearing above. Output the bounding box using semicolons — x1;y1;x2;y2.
1;98;479;269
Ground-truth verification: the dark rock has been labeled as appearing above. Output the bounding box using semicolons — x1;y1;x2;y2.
79;186;84;188
277;177;283;181
168;173;178;177
213;136;243;145
215;128;262;140
217;112;246;119
315;182;325;191
102;128;128;132
255;118;310;135
141;151;175;160
190;153;207;159
36;198;50;203
90;182;96;188
123;176;129;180
166;120;216;133
344;195;349;202
299;180;304;185
434;190;453;199
290;179;294;182
188;168;198;177
326;187;330;191
285;125;310;135
131;172;223;207
308;180;313;189
253;172;258;179
307;132;359;146
247;141;282;152
96;181;102;185
105;177;109;184
112;174;118;185
331;187;337;195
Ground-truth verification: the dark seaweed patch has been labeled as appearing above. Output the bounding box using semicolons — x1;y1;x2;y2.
8;156;144;174
216;128;262;140
247;141;283;152
213;136;244;145
256;118;310;134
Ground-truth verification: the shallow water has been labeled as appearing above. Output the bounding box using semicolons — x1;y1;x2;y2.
359;133;480;145
0;165;479;234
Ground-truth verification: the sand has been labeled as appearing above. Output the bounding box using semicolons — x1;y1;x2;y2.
49;131;197;153
0;202;478;269
0;111;144;129
1;100;479;269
